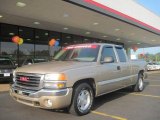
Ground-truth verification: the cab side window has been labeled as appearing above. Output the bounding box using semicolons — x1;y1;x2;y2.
101;46;116;63
115;47;127;62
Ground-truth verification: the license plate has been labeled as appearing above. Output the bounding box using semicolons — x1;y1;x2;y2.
4;73;10;77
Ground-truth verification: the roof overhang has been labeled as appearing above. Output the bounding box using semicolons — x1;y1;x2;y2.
0;0;160;48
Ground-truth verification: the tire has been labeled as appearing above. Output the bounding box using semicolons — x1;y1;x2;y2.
69;83;94;116
132;74;144;92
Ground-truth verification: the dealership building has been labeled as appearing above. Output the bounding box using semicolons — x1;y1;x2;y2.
0;0;160;66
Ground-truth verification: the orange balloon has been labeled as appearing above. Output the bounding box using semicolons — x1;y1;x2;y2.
49;39;56;46
49;41;52;46
12;36;20;43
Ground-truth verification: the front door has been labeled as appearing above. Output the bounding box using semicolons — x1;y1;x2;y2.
97;45;122;95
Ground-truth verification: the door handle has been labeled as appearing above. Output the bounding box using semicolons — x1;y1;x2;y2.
117;66;121;70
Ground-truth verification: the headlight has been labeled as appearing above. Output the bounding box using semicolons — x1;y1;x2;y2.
44;73;67;89
44;73;66;81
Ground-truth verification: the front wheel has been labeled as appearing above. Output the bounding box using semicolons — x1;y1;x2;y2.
132;74;144;92
69;83;94;116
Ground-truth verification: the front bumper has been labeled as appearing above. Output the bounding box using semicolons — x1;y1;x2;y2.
10;85;73;109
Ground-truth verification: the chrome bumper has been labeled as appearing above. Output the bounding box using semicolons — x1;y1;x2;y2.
10;85;72;109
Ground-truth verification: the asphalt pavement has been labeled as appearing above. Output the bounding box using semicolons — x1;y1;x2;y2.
0;72;160;120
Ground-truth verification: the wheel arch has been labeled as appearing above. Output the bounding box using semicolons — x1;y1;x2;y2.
72;78;96;97
139;69;145;78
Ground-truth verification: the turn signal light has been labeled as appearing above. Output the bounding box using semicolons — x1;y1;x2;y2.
58;73;66;81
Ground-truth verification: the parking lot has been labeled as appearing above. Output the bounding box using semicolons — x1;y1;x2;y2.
0;72;160;120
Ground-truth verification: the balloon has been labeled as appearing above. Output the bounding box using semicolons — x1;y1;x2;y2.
18;38;23;45
12;36;20;43
49;39;56;46
132;46;138;52
49;41;54;46
55;41;59;46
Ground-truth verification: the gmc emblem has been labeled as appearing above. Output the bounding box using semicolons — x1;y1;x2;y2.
19;77;29;82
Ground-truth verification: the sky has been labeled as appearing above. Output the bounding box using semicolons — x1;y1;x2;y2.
131;0;160;56
136;0;160;16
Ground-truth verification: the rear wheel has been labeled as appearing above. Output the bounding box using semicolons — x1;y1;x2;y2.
69;83;94;116
132;74;144;92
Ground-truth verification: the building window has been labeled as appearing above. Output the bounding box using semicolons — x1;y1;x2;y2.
19;26;34;40
1;24;18;37
49;46;61;57
48;31;61;57
1;41;17;55
61;33;73;46
49;31;60;40
35;29;49;42
19;43;34;55
35;44;49;56
18;43;34;66
0;23;125;65
72;35;83;44
83;37;91;43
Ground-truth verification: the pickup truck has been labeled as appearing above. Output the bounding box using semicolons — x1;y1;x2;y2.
10;43;147;116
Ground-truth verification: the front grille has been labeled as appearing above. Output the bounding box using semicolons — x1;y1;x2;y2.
1;69;13;73
15;73;43;90
0;74;3;77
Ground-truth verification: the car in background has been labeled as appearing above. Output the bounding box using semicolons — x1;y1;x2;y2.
0;57;16;83
147;62;160;71
153;63;160;70
22;58;48;66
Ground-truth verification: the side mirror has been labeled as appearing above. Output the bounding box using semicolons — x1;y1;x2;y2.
101;56;114;64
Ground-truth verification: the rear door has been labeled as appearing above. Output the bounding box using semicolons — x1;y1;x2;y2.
115;46;132;86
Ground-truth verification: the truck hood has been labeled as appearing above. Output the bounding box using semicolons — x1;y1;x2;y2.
15;61;93;74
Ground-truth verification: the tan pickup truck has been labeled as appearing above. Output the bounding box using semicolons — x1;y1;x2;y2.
10;43;147;116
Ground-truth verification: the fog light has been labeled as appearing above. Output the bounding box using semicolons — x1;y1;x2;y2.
57;83;65;88
44;99;53;107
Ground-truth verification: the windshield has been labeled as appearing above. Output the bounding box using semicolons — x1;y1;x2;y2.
53;44;100;62
0;59;13;66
